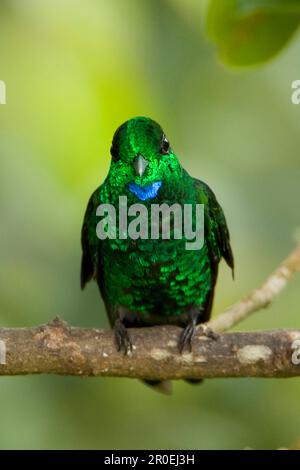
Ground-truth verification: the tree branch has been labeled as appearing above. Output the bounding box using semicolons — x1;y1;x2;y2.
0;319;299;379
0;243;299;380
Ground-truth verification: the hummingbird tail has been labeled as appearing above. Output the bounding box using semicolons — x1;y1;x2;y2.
184;378;204;385
142;379;172;395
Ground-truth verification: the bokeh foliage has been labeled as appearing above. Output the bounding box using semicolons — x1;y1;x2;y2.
0;0;300;449
206;0;300;66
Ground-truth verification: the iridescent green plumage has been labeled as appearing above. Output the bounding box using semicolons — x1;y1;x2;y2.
81;117;234;358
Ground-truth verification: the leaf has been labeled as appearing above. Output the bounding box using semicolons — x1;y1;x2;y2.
206;0;300;67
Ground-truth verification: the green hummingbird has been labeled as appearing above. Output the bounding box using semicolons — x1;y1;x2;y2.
81;117;234;389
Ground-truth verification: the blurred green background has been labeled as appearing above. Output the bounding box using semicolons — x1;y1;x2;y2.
1;0;300;450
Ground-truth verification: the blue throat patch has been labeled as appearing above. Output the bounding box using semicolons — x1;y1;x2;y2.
128;181;162;201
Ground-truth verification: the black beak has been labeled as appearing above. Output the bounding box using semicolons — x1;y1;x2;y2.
134;155;148;177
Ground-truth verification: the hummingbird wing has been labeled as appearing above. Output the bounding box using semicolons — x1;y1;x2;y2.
80;187;102;289
194;178;234;276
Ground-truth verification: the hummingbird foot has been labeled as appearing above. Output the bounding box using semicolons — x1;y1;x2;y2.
179;306;219;353
114;319;133;355
178;323;219;354
178;322;196;354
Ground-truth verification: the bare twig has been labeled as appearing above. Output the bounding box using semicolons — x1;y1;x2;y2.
206;242;300;333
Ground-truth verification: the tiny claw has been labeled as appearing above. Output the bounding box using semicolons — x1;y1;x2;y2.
114;320;133;355
178;323;196;354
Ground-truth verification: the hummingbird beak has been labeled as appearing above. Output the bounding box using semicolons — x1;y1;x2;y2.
134;155;148;177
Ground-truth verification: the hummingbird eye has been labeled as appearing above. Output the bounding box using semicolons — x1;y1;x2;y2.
160;135;170;155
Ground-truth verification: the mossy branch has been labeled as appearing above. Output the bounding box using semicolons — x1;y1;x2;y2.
0;243;299;380
0;320;300;379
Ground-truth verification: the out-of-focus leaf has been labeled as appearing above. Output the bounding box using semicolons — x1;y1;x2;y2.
206;0;300;67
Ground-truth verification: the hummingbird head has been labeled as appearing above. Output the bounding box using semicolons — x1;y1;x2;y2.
108;117;182;201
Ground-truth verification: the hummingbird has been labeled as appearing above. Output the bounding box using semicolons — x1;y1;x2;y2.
80;117;234;391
